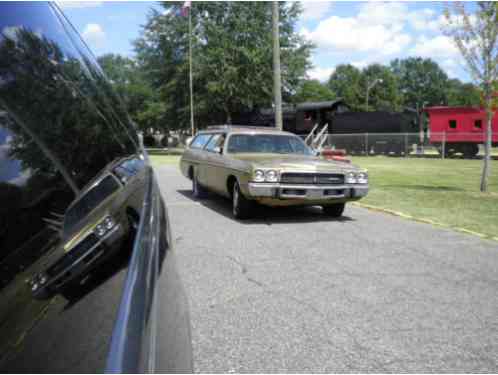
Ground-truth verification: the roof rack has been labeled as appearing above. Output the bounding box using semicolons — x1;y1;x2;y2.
206;124;276;130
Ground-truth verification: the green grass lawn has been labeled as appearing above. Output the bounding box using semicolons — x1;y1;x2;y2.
149;154;181;166
351;156;498;239
149;153;498;239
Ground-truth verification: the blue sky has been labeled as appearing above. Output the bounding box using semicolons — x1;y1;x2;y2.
59;1;472;83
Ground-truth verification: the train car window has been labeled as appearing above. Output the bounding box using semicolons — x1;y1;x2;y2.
474;120;482;129
449;120;457;129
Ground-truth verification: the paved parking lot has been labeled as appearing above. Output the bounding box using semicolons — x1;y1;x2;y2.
155;164;498;372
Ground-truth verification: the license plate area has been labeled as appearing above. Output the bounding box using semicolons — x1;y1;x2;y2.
307;189;323;199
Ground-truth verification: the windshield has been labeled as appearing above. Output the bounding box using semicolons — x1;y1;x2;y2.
64;175;120;232
226;134;313;155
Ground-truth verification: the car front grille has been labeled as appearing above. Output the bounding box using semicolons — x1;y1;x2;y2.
47;233;100;277
280;173;344;185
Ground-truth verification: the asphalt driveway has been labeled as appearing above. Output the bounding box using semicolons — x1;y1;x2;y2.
155;164;498;373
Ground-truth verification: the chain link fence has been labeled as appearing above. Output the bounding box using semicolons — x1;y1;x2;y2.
302;132;498;159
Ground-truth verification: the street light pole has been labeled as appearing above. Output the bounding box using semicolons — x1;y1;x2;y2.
365;78;383;111
272;1;283;130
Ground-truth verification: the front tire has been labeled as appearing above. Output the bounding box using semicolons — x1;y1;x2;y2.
322;203;345;217
232;181;253;220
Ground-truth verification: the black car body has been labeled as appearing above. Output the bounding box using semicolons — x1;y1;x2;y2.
0;2;192;372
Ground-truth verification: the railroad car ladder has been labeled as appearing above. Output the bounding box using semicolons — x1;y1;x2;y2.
305;123;329;151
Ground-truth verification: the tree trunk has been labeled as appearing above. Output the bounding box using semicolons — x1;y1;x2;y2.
480;107;493;192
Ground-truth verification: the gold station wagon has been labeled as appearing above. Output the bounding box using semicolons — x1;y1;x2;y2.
180;126;369;219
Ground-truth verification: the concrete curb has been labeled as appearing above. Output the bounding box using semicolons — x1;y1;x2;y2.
352;202;498;243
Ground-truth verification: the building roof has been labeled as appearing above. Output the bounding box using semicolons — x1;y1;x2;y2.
296;99;346;111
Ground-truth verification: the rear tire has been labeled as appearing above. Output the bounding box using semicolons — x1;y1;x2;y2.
192;171;208;199
232;181;253;220
322;203;345;217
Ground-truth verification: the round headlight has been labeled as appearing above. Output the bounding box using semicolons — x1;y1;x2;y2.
345;172;357;184
357;172;368;184
265;170;278;182
95;224;106;237
104;216;115;230
253;169;265;182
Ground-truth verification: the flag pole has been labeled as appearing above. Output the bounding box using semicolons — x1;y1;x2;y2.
188;3;195;136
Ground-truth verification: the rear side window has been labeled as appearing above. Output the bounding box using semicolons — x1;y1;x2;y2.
189;134;212;149
205;134;225;152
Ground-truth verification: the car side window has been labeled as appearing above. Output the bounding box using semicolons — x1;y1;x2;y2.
205;134;225;152
189;134;212;149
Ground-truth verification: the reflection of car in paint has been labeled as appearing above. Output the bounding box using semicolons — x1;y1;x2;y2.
29;157;146;299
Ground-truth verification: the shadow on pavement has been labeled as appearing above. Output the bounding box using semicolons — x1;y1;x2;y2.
176;189;356;225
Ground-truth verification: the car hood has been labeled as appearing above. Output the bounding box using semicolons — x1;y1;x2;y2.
231;153;361;173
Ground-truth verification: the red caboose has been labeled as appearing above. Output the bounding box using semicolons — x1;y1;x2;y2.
425;106;498;157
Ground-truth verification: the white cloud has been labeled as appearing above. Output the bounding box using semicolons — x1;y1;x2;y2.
300;2;333;22
307;66;335;82
300;2;414;56
409;35;459;59
82;23;106;49
357;2;408;31
57;1;102;9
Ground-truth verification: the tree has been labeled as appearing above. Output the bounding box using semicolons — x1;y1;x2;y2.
443;2;498;192
292;79;336;103
390;57;449;110
446;79;482;106
327;64;363;110
97;54;159;134
134;2;313;128
361;64;402;112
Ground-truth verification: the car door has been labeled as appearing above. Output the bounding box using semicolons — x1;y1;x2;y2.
185;133;212;185
204;133;228;193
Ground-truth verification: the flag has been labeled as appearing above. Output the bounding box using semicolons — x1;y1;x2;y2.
181;1;191;17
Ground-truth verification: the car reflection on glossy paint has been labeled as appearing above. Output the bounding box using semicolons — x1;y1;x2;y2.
29;156;146;299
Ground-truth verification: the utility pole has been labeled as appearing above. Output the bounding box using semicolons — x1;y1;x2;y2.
272;1;283;130
188;2;195;136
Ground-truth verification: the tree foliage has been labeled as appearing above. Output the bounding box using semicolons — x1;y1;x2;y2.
293;79;335;103
134;1;313;129
390;57;449;109
361;63;401;111
327;64;363;110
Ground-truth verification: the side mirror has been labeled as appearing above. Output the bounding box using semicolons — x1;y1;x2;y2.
213;146;223;154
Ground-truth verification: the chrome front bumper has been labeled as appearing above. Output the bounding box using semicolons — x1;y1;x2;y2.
247;182;368;200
